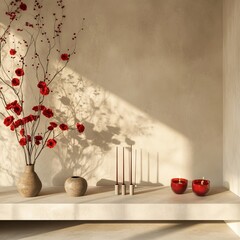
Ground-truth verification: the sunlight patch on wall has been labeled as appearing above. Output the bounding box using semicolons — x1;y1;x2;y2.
0;32;192;186
0;47;192;186
47;66;192;186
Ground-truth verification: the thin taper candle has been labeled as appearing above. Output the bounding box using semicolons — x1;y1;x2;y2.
130;146;132;185
135;149;137;185
147;152;150;183
140;148;142;182
157;152;159;183
122;147;125;184
116;146;118;184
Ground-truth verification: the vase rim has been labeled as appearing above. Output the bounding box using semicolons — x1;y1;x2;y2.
71;176;80;178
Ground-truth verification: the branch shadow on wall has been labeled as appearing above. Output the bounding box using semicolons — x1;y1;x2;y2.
51;73;145;186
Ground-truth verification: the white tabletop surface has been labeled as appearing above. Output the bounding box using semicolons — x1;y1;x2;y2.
0;186;240;220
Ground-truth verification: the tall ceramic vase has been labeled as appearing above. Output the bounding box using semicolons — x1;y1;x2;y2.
17;164;42;197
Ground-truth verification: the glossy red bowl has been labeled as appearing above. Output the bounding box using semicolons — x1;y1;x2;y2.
171;178;188;194
192;179;210;196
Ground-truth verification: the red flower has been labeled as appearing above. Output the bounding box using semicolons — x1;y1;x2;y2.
3;116;14;127
20;128;25;136
19;137;27;146
32;106;39;111
6;100;17;110
13;104;22;115
35;135;43;141
15;68;24;77
10;124;15;131
76;123;85;133
10;49;16;55
22;114;36;124
35;140;41;145
32;105;46;111
27;135;31;142
46;139;57;148
19;2;27;11
37;81;47;89
22;117;29;124
37;81;50;95
6;101;22;115
11;78;20;86
27;114;35;122
28;115;34;122
40;86;50;96
59;123;68;131
14;119;24;128
42;108;53;118
33;115;39;121
50;122;58;128
48;126;54;131
6;11;16;20
61;53;69;61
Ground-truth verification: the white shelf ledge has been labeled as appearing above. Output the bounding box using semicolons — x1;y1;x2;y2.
0;186;240;220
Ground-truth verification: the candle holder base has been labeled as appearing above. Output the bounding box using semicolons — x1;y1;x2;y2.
129;184;134;195
114;184;120;195
121;184;126;195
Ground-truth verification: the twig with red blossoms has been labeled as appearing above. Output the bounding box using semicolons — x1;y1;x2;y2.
0;0;27;66
0;0;85;166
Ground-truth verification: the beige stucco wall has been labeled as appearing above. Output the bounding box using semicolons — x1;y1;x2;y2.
0;0;222;187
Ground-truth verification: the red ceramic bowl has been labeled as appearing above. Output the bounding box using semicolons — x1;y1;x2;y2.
171;178;188;194
192;179;210;196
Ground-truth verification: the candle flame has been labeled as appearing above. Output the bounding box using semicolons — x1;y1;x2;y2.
201;177;204;185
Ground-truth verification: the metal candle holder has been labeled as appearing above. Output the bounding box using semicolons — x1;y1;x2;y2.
129;184;134;195
121;184;126;195
115;184;120;195
129;145;134;195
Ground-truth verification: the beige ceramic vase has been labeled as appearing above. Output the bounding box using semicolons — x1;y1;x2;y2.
64;176;87;197
17;164;42;197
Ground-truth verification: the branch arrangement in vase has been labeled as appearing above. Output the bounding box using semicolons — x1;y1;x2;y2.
0;0;85;166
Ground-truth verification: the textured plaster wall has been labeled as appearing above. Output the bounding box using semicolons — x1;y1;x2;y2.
0;0;222;187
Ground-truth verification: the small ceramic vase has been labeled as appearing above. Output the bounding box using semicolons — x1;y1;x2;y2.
64;176;87;197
